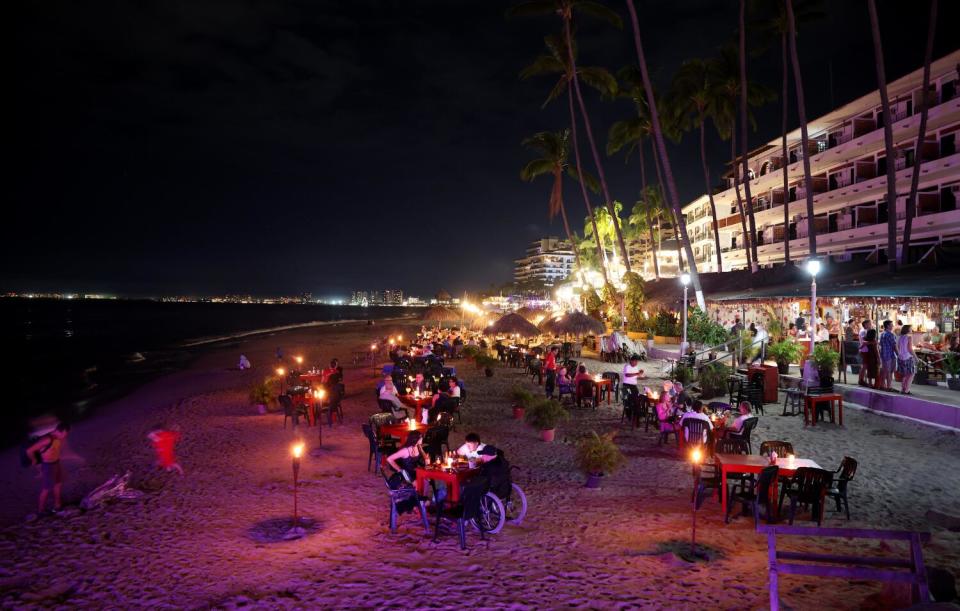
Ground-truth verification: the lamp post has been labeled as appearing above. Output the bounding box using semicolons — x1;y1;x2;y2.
690;447;702;558
806;260;821;356
680;273;691;359
276;367;286;394
291;442;304;525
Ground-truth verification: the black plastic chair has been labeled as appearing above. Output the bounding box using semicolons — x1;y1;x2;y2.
779;467;834;526
382;471;430;535
681;419;711;450
576;379;596;409
726;416;759;454
707;401;731;413
422;425;451;463
601;372;621;402
362;423;396;475
759;440;794;458
280;394;306;429
726;465;779;525
828;456;858;520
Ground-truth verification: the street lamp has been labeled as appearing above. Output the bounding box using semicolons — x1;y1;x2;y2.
276;367;286;393
680;273;691;359
806;259;821;354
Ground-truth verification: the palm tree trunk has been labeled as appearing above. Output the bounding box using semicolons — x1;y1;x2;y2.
867;0;898;272
651;141;683;273
901;0;938;266
699;117;724;272
556;173;583;271
568;85;609;283
739;0;759;271
785;0;817;257
563;16;632;274
625;0;706;310
731;115;753;268
780;30;792;265
638;139;661;280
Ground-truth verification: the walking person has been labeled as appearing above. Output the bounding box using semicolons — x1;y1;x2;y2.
27;422;70;514
862;328;880;389
877;320;899;391
898;325;917;395
857;320;873;386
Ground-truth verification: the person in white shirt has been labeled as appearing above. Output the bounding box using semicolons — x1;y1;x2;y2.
814;323;830;344
729;401;753;433
238;354;251;370
621;354;646;396
379;376;407;415
679;401;713;442
456;432;494;462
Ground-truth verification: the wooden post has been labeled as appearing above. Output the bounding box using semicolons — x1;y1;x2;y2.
767;530;779;611
910;532;930;603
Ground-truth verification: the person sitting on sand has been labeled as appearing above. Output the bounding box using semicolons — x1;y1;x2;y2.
148;424;184;475
238;354;251;370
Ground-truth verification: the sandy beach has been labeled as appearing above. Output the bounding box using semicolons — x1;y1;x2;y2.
1;322;958;609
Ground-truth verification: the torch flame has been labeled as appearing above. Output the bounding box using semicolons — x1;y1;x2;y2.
691;448;702;464
292;443;305;458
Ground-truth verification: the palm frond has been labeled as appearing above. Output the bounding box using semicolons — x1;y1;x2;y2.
578;66;618;99
520;158;556;181
520;55;566;79
567;165;600;194
573;0;623;29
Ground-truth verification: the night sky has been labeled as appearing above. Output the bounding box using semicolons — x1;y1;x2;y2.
9;1;958;298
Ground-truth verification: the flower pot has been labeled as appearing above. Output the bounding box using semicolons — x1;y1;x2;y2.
484;367;494;377
585;473;603;488
540;428;556;442
948;378;960;391
776;361;790;375
627;331;646;340
256;404;267;414
513;406;525;420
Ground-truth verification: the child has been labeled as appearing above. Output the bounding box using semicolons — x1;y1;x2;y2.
148;424;184;475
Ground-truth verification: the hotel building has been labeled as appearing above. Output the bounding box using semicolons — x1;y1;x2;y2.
677;50;960;273
514;237;576;287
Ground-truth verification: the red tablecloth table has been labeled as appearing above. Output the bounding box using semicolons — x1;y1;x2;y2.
415;465;479;503
715;453;822;522
593;379;613;405
379;422;428;446
804;393;843;426
399;395;432;422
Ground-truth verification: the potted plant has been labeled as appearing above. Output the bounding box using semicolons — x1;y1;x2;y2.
474;354;498;376
249;377;275;414
524;398;569;442
687;307;730;357
462;345;481;360
653;310;681;344
698;362;730;399
768;340;802;375
944;353;960;391
674;363;695;386
575;431;626;488
509;386;535;420
812;344;840;389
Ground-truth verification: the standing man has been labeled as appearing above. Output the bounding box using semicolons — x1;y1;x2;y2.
27;422;70;514
878;320;899;391
858;320;873;386
543;346;558;398
621;354;645;398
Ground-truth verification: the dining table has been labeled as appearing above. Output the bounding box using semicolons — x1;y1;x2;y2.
592;378;613;405
415;464;479;503
379;422;428;446
715;453;823;522
400;394;433;422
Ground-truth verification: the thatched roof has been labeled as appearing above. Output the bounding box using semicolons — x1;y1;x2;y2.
420;305;460;322
514;306;547;322
540;311;605;336
488;313;541;337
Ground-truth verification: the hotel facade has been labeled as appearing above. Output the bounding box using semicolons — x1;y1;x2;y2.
649;50;960;276
513;237;576;287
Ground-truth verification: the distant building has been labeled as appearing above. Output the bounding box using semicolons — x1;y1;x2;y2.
514;237;575;287
350;291;369;306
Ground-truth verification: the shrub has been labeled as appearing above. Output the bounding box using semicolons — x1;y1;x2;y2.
509;385;535;408
768;340;802;365
584;290;603;320
944;353;960;378
812;344;840;375
462;345;481;360
698;362;730;399
249;377;276;408
687;307;729;348
624;272;645;332
674;364;695;385
524;398;570;430
654;310;680;337
575;431;626;475
474;354;499;369
738;329;759;363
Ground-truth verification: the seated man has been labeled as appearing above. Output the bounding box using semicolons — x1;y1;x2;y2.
378;376;407;418
428;377;461;422
409;372;433;395
456;432;488;460
679;400;713;443
322;358;343;384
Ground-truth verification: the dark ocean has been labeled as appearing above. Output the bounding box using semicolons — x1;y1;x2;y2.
0;298;417;444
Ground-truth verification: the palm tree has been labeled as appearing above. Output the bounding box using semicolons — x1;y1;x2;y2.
624;0;706;310
520;33;613;282
669;58;724;273
738;0;759;270
627;189;662;279
508;0;633;274
757;0;825;267
867;0;898;272
901;0;938;266
520;129;592;270
785;0;817;257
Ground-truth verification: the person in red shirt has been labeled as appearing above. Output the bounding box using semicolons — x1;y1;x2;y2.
148;424;184;475
543;346;559;398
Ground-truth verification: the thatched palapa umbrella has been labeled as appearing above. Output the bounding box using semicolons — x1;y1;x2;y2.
488;312;541;337
420;305;460;328
540;311;605;337
514;306;547;323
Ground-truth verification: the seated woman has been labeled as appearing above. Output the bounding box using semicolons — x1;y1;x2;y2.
727;401;753;435
556;366;572;386
428;377;461;423
379;376;408;418
386;431;424;486
655;393;678;433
